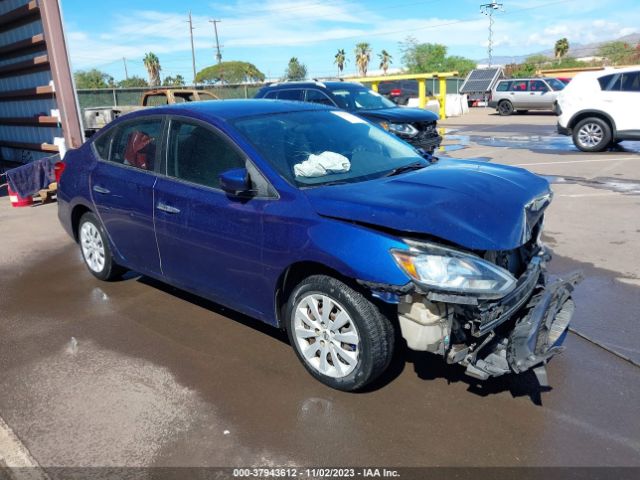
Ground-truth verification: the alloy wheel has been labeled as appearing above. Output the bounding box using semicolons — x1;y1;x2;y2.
577;123;604;148
80;222;106;273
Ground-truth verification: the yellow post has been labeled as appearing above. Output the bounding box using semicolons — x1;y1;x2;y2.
438;77;447;119
371;81;379;92
418;79;426;109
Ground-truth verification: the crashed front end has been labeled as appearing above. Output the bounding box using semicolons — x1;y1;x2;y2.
376;214;582;385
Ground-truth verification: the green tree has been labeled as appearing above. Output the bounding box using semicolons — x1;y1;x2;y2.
378;49;392;75
196;61;265;84
355;42;372;76
400;37;476;76
143;52;161;86
554;38;570;60
598;41;636;65
74;69;114;89
334;49;347;77
117;76;148;88
162;74;185;87
284;57;307;81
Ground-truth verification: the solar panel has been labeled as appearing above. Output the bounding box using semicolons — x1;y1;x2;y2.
459;67;503;93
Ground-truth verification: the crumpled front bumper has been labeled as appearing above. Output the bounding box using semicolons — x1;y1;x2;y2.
465;270;583;382
507;271;583;374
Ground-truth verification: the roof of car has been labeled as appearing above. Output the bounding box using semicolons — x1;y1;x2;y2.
131;98;332;121
264;81;364;90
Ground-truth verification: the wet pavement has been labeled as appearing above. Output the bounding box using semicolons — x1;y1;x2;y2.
1;108;639;470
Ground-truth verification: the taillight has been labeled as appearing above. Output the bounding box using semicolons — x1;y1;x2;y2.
390;89;401;96
54;161;65;184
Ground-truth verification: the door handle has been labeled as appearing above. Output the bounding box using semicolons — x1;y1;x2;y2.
92;185;110;194
156;202;180;214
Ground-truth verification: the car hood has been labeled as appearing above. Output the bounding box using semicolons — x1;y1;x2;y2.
355;107;438;123
303;159;552;251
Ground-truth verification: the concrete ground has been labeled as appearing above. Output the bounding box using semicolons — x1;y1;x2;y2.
0;108;639;473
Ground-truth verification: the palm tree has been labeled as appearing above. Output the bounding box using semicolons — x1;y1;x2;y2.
378;50;392;75
554;38;569;60
143;52;161;87
354;42;372;77
334;49;347;77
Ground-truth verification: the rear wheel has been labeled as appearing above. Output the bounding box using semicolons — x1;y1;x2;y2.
498;100;514;116
573;117;612;152
286;275;395;391
78;212;125;281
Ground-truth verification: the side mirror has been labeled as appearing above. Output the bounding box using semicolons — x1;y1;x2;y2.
219;168;254;196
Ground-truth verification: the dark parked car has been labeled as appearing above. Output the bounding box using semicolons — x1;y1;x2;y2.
377;80;432;106
255;81;441;153
58;100;580;391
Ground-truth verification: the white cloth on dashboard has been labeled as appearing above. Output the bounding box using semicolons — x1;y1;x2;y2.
293;151;351;178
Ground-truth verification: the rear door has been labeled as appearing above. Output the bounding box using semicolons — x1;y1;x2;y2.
599;71;640;132
528;80;553;109
153;117;271;316
89;117;164;275
509;80;529;108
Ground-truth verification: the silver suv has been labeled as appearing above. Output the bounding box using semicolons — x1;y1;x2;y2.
489;78;566;116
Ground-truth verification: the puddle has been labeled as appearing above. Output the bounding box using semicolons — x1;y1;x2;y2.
544;175;640;195
442;133;640;154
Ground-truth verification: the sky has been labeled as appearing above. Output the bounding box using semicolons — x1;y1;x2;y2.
59;0;640;83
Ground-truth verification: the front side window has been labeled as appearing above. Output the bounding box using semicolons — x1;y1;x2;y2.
109;118;163;171
166;120;245;189
232;110;427;188
529;80;549;92
305;89;335;106
328;87;396;110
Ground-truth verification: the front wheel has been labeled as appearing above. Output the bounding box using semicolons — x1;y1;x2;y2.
573;117;612;152
78;212;125;281
286;275;395;391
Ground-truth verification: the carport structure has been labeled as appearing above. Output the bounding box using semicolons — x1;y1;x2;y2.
353;72;458;119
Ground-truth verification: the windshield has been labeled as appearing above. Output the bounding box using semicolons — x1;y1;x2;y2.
328;87;397;111
232;110;426;188
545;78;566;91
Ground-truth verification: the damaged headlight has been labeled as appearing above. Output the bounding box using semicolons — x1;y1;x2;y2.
391;241;517;299
379;122;419;137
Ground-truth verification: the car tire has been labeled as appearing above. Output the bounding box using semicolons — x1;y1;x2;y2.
78;212;125;281
573;117;612;152
498;100;514;116
286;275;395;391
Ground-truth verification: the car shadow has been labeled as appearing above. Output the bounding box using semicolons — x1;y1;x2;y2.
135;274;550;404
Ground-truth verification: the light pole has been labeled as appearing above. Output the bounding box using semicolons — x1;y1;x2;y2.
480;2;504;67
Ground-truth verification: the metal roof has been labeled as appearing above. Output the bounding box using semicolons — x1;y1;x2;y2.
459;67;504;94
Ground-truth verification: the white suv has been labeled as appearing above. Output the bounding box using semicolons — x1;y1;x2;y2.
556;67;640;152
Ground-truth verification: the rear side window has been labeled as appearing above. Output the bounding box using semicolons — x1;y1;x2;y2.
110;119;163;171
166;120;245;189
621;72;640;92
510;81;528;91
93;130;115;161
144;94;169;106
496;81;511;91
305;89;335;106
276;90;304;101
263;91;278;99
598;74;621;91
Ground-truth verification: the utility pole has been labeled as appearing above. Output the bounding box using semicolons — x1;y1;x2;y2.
122;57;128;79
188;11;197;85
480;2;504;67
209;19;223;64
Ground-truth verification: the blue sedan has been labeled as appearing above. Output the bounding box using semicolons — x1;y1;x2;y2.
58;100;580;391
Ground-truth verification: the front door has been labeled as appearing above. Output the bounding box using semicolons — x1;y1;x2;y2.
90;117;164;276
153;118;269;317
